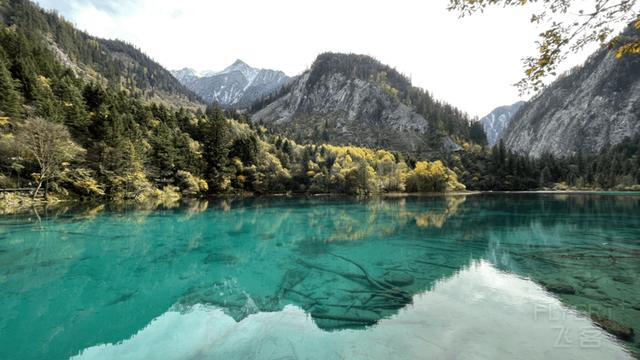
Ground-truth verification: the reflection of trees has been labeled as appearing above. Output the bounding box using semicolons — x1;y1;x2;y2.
309;195;468;242
404;195;466;229
4;194;637;359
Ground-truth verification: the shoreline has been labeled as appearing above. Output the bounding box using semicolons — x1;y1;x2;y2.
476;190;640;195
2;189;640;216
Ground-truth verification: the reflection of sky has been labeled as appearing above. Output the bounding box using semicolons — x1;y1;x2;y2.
73;261;632;360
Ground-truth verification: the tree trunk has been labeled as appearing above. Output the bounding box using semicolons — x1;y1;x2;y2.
33;179;43;200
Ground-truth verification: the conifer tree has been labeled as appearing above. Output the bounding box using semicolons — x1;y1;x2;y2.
201;104;229;190
0;56;22;119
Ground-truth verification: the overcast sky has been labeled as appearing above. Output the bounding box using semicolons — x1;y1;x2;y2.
35;0;604;117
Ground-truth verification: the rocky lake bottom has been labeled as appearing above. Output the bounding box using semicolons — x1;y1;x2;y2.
0;193;638;359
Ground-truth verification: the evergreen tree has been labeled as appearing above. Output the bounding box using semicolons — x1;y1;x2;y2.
53;73;90;134
0;55;22;119
201;104;229;190
469;121;487;146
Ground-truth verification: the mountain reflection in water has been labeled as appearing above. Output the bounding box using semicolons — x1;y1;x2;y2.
73;261;632;360
0;194;638;359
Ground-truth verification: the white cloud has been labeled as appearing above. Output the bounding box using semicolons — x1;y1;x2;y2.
35;0;609;117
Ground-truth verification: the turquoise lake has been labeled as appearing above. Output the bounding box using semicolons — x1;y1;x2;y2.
0;194;639;359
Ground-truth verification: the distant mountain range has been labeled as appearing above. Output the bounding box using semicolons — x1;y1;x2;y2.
479;101;525;146
251;52;475;155
171;60;289;108
502;24;640;157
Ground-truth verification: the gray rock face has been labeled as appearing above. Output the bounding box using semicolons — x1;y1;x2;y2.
252;54;456;154
502;26;640;157
480;101;525;146
172;68;199;84
172;60;289;108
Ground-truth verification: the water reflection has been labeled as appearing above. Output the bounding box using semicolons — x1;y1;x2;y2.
73;262;632;360
0;194;638;359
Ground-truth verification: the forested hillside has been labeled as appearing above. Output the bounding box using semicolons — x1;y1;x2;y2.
251;53;486;155
1;0;201;106
0;1;465;204
0;0;638;207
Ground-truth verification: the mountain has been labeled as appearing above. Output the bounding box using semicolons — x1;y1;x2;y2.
251;52;475;155
0;1;467;201
479;101;525;146
171;60;289;108
502;24;640;157
171;67;199;84
1;0;202;107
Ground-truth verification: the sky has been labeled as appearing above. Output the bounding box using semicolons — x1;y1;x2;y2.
34;0;605;118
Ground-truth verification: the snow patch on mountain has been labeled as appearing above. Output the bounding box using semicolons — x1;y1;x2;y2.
171;60;289;108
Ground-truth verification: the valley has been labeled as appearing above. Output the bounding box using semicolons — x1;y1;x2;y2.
1;0;639;211
0;0;639;359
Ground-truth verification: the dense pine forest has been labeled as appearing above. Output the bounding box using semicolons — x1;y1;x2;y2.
449;137;640;191
0;0;639;210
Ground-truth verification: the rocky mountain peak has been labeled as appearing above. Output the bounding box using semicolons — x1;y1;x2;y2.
306;52;412;93
251;52;473;155
171;60;289;108
228;59;249;69
172;67;198;82
218;59;259;83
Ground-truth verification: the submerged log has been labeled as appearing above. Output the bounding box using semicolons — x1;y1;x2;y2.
310;312;377;326
296;259;368;285
277;269;307;298
591;314;635;341
414;260;459;270
298;256;413;309
351;290;410;304
383;271;415;287
328;252;391;291
539;282;577;295
328;253;412;302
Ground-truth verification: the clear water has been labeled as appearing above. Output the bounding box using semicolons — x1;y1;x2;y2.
0;194;639;360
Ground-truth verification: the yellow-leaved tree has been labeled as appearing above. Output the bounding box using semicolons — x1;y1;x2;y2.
406;160;466;193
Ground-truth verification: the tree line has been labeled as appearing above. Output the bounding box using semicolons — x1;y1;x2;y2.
449;138;640;191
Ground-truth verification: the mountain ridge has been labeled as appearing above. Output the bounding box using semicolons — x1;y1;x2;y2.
2;0;203;107
502;24;640;157
250;52;476;155
171;60;289;108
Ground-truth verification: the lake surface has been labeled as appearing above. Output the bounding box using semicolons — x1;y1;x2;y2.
0;194;639;359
